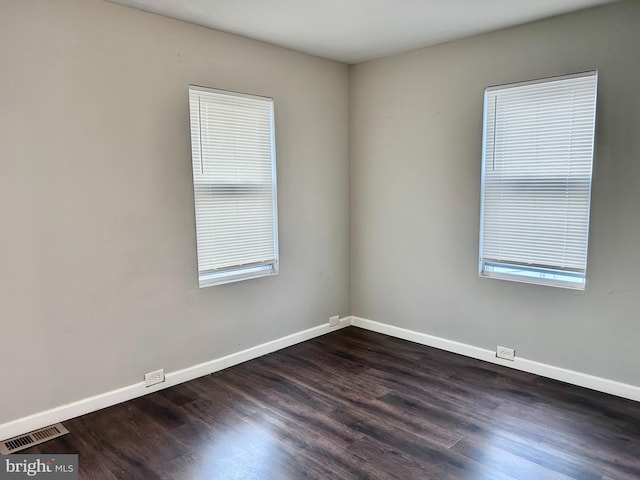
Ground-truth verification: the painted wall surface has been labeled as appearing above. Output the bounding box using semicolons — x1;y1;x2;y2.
350;1;640;386
0;0;350;423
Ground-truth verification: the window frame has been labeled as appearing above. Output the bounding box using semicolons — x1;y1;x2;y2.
478;71;598;290
188;85;279;288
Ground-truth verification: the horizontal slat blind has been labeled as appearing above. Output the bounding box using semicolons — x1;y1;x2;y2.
189;86;278;286
480;71;597;288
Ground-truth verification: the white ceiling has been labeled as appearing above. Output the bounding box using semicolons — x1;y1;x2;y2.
109;0;617;64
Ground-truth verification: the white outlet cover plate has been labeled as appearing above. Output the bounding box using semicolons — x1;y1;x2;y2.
496;346;515;361
144;369;165;387
329;315;340;326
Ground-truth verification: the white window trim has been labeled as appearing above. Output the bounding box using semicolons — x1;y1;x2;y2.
478;71;598;290
189;85;279;288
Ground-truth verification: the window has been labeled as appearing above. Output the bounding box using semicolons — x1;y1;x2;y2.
188;86;279;287
479;71;598;289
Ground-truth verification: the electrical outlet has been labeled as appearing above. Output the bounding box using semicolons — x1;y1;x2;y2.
144;369;165;387
496;346;515;361
329;315;340;327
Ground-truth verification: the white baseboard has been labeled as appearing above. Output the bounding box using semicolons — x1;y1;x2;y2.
3;314;637;442
0;317;350;442
350;316;640;403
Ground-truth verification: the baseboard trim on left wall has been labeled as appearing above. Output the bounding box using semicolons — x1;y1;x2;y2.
0;317;350;442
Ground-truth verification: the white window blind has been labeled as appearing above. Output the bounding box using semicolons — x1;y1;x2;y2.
189;86;279;287
479;71;598;289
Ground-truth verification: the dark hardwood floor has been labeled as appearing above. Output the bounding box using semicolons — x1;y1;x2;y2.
22;327;640;479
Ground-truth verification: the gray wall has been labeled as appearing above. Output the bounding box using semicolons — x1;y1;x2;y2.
351;1;640;386
2;0;638;428
0;0;350;424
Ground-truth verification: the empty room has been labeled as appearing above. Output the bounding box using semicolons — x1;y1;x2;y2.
1;0;639;478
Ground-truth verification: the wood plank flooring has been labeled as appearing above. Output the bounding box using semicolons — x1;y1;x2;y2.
21;327;640;479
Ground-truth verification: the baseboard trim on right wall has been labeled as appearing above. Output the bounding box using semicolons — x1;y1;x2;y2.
350;316;640;402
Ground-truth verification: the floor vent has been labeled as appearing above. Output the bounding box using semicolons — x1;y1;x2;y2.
0;424;69;455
